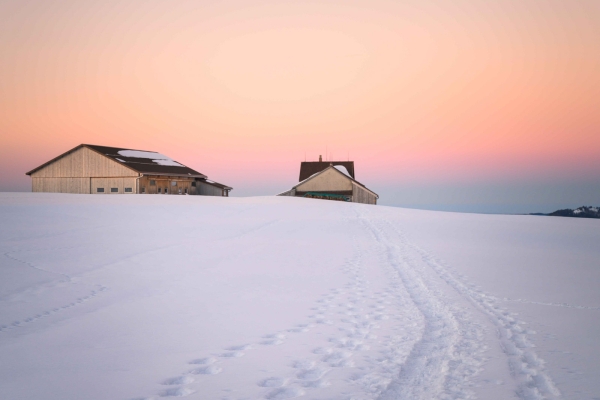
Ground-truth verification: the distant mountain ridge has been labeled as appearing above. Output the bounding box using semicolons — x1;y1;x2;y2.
532;206;600;219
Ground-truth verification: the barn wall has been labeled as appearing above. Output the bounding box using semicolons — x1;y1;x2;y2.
138;176;194;195
352;184;378;205
295;168;352;192
32;177;90;194
31;147;138;178
91;177;138;194
196;181;224;196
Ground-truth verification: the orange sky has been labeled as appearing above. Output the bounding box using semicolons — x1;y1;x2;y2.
1;0;599;211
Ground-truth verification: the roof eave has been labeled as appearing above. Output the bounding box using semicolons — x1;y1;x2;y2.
143;172;207;179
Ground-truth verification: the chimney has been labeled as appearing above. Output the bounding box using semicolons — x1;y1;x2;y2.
319;155;322;162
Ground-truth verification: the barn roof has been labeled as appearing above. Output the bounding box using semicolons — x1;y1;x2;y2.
195;178;232;191
299;161;355;182
26;144;208;178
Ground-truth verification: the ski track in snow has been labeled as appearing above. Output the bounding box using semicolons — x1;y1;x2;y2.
136;207;562;400
501;298;600;310
360;209;561;400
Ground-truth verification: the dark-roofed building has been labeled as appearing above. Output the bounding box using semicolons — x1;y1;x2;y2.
299;160;355;181
278;157;378;205
26;144;232;196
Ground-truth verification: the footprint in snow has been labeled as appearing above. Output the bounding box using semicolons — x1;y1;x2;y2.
258;377;287;387
322;350;353;367
261;338;284;345
299;379;330;388
288;324;311;333
189;357;216;365
159;387;195;397
291;359;316;369
162;375;195;385
226;344;253;351
265;387;305;399
220;351;244;358
313;347;333;355
297;367;329;381
261;333;286;345
190;365;222;375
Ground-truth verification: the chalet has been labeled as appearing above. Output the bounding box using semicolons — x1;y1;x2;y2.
278;157;378;205
25;144;232;196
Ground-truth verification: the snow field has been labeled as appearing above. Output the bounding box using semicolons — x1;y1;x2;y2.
0;193;598;399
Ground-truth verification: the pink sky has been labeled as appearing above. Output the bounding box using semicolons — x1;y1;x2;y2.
1;0;599;212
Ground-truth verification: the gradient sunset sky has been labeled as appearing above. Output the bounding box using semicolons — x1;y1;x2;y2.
1;0;598;213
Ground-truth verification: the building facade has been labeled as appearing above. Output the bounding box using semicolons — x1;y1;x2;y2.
278;160;378;205
26;144;232;196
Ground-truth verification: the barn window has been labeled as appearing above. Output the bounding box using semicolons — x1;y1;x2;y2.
191;182;196;187
141;187;146;193
164;188;168;194
111;188;118;193
171;181;177;186
124;188;132;193
150;180;156;186
97;188;104;193
184;188;188;194
158;188;161;193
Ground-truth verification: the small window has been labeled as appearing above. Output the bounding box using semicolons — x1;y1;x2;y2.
184;188;188;194
191;182;196;187
171;181;177;186
97;188;104;193
141;187;146;193
125;188;132;193
150;180;156;186
164;188;168;194
111;188;118;193
158;188;161;193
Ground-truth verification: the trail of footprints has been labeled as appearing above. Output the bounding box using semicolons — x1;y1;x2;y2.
1;247;108;333
139;252;418;400
141;209;541;400
0;286;108;333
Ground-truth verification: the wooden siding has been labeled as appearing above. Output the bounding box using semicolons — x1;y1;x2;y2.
295;168;352;192
352;183;377;205
138;176;195;195
30;146;138;178
196;181;224;196
32;177;90;194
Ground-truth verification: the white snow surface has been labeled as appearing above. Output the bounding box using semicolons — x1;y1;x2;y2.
334;165;351;177
0;193;599;400
117;150;184;167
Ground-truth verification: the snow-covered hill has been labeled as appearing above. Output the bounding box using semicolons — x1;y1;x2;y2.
0;193;598;400
548;206;600;218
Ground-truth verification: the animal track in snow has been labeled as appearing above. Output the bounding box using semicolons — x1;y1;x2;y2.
0;286;108;333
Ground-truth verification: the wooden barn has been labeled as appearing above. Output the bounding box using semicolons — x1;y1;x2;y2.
278;158;378;205
26;144;232;196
